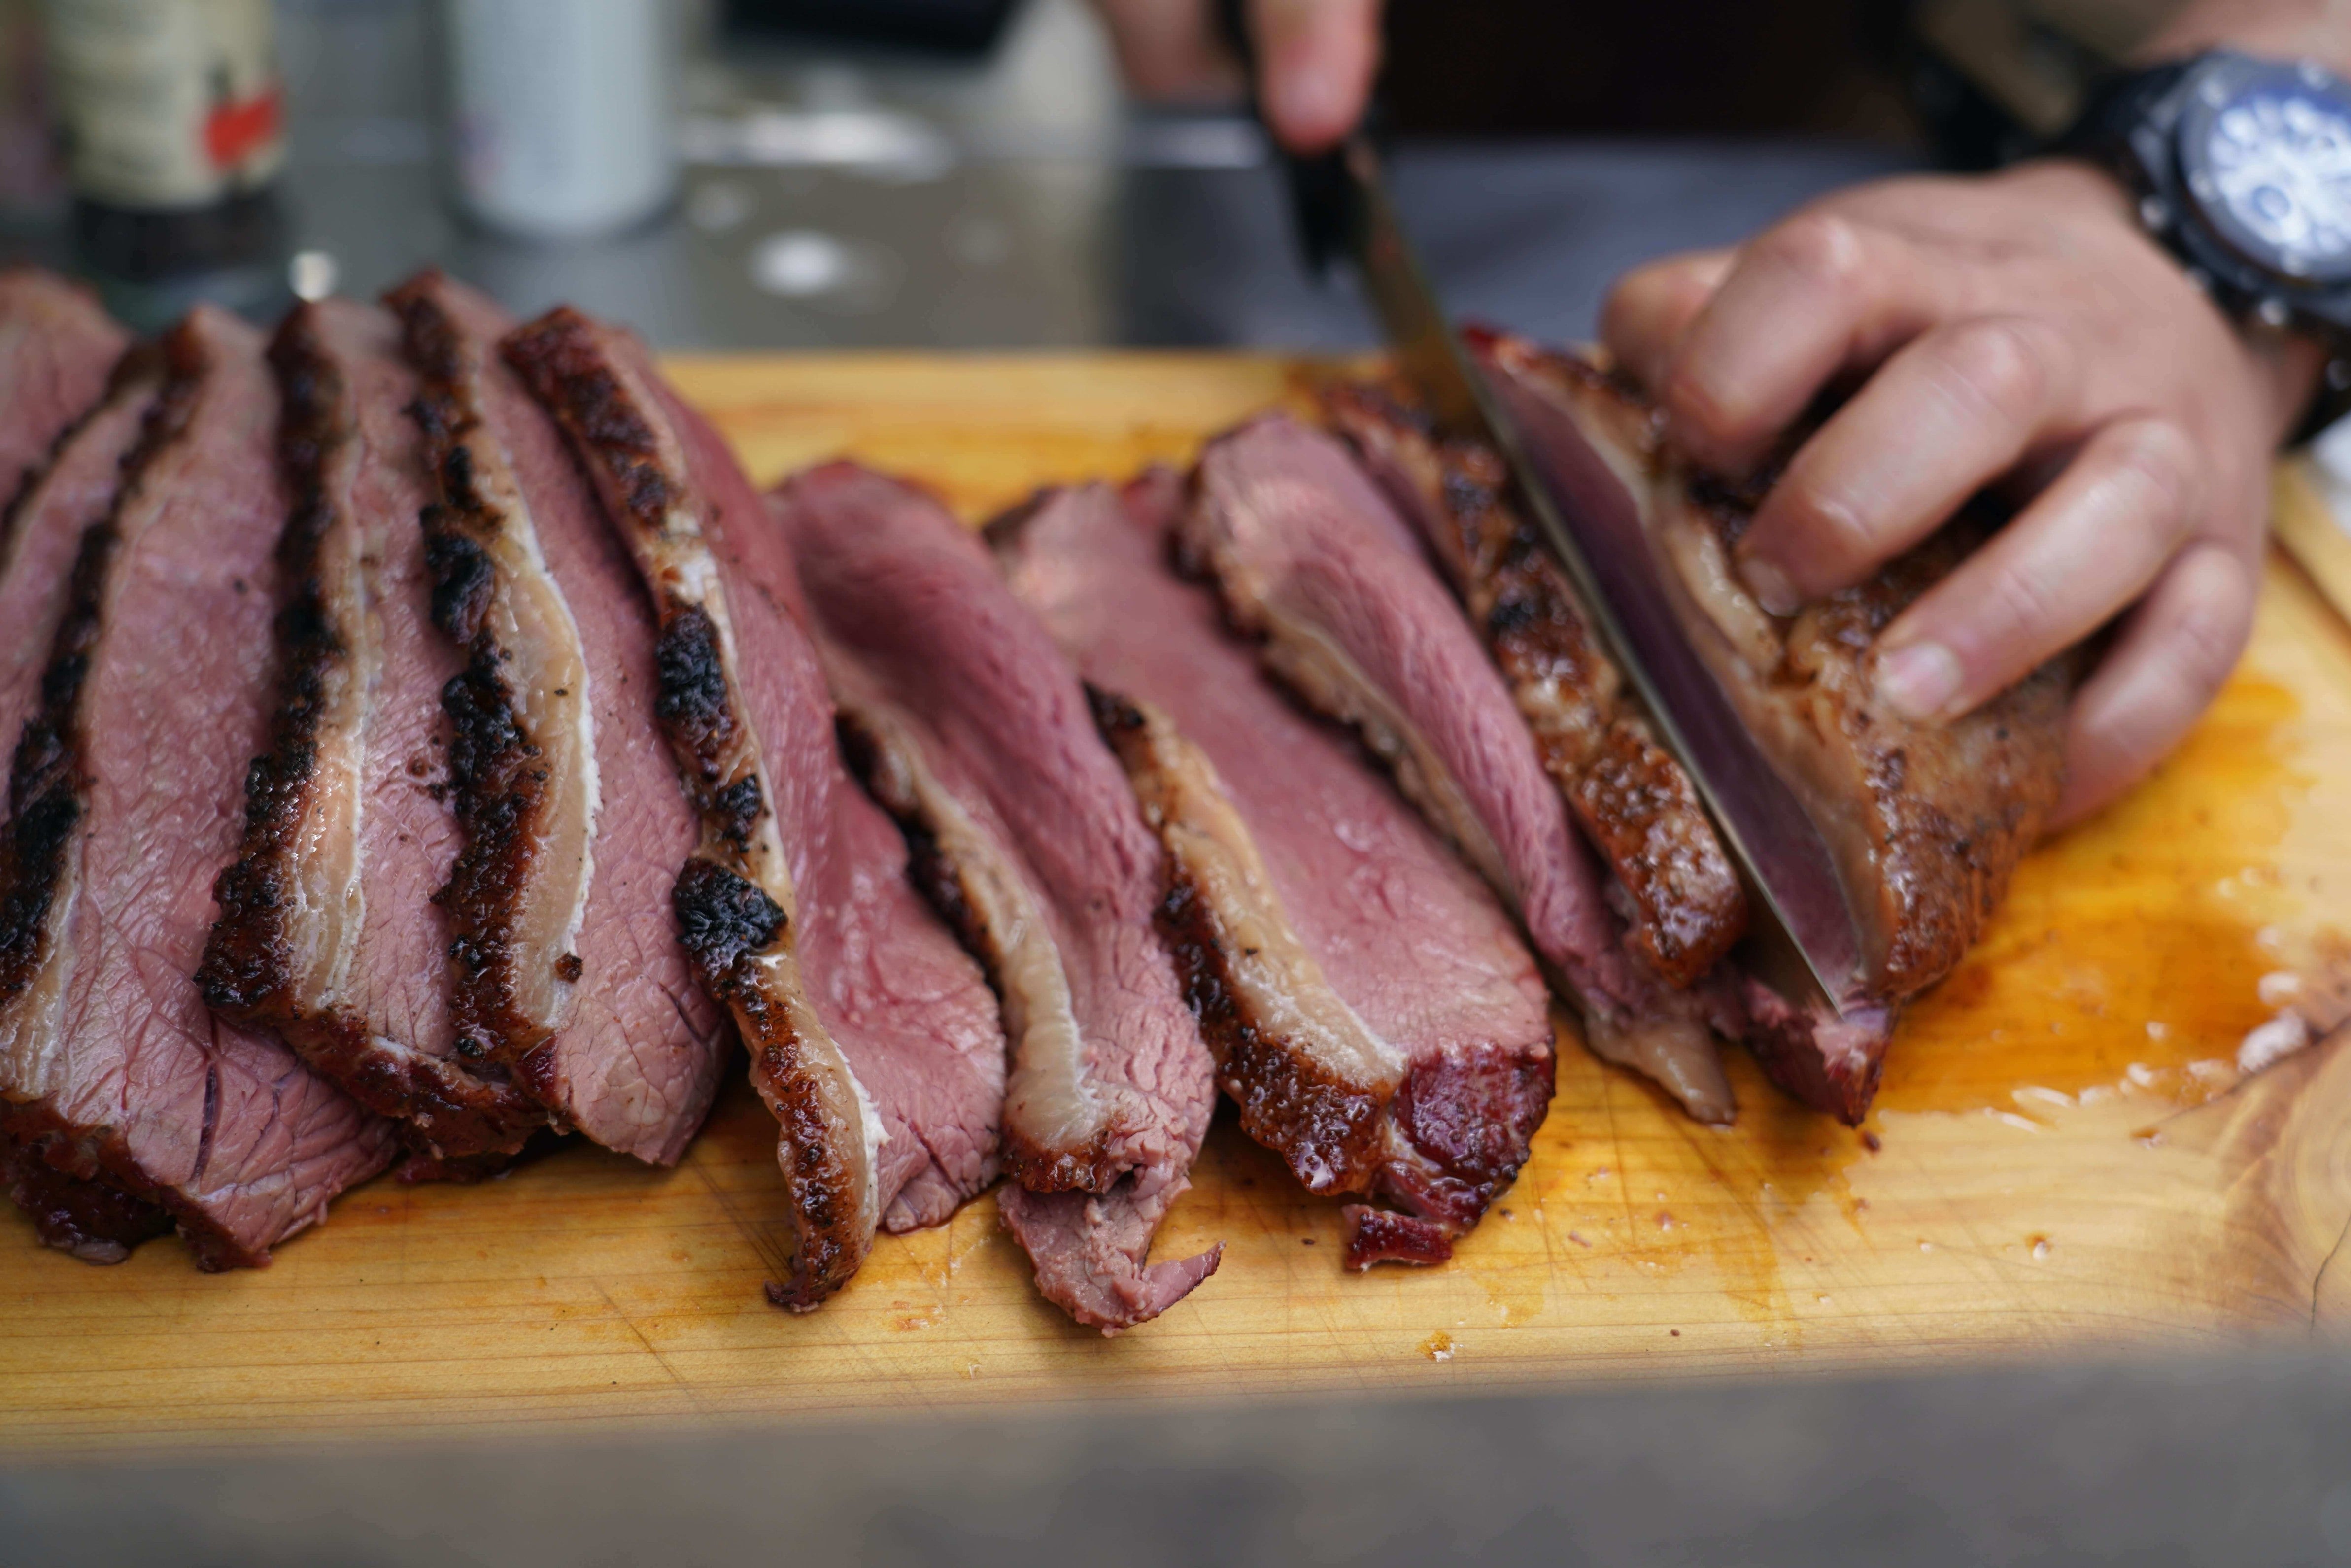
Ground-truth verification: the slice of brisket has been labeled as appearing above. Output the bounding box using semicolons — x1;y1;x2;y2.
505;309;1004;1308
995;474;1555;1271
0;352;161;825
1325;383;1748;989
1473;331;2068;1121
0;269;127;511
1182;414;1738;1123
0;307;394;1267
772;462;1221;1330
198;298;558;1158
384;272;726;1165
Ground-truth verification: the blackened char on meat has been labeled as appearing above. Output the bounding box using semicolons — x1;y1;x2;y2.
386;272;726;1166
1326;382;1747;989
1182;414;1739;1124
198;299;549;1158
0;307;393;1267
1473;330;2069;1122
0;352;161;853
772;462;1220;1330
995;474;1555;1271
505;309;1004;1308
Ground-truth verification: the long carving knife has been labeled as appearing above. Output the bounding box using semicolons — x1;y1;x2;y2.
1234;99;1865;1012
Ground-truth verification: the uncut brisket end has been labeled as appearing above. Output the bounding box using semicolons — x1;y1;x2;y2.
506;309;1004;1307
1474;331;2068;1122
388;272;724;1165
1182;415;1738;1124
198;298;552;1158
0;269;127;511
773;462;1219;1330
996;476;1554;1270
0;307;393;1267
1326;382;1747;989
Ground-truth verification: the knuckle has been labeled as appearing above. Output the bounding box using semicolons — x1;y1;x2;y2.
2102;418;2200;515
2168;557;2253;698
1978;557;2065;646
1932;317;2057;421
1778;473;1875;565
1757;211;1869;290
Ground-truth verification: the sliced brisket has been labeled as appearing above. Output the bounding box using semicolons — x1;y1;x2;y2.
0;307;394;1266
995;475;1555;1270
0;270;127;510
772;462;1221;1329
1473;331;2068;1121
385;272;726;1165
0;353;161;829
1326;383;1747;989
197;298;555;1157
504;309;1004;1307
1182;414;1738;1122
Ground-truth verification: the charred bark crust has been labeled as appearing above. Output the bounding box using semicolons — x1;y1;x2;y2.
1322;378;1747;989
673;857;870;1309
391;280;566;1081
507;307;873;1311
0;341;187;1015
1091;682;1389;1195
1093;682;1554;1257
0;1095;261;1271
198;307;353;1026
190;302;549;1157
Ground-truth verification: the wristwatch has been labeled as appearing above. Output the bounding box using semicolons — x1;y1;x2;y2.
2056;49;2351;434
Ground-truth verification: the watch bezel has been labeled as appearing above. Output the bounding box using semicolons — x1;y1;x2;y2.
2171;54;2351;287
2098;51;2351;339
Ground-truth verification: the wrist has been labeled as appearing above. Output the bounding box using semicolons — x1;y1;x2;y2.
2022;157;2326;443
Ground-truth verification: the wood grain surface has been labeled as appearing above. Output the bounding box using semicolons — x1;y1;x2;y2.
6;354;2350;1450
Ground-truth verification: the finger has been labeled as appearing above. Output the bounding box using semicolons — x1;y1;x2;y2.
1739;315;2087;610
1658;210;1948;476
1599;249;1734;395
1251;0;1383;152
1093;0;1238;101
2046;542;2255;829
1869;417;2199;721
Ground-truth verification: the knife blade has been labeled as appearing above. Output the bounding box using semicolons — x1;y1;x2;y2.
1262;123;1866;1015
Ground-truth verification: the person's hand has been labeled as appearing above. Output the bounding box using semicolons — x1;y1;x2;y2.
1087;0;1381;152
1601;160;2321;828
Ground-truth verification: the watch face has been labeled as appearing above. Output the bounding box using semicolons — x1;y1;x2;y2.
2179;59;2351;284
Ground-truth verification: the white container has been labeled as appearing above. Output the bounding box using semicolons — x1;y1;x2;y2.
442;0;677;240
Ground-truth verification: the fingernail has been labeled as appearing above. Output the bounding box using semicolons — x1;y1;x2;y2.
1875;641;1963;721
1738;554;1800;616
1265;65;1346;150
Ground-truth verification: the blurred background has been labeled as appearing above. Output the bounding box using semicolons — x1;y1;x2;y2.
0;0;2179;346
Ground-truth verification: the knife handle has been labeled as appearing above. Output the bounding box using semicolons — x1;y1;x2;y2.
1212;0;1363;278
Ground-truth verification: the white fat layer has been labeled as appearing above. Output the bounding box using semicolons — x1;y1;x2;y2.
1583;1006;1736;1126
452;406;598;1031
0;826;82;1100
846;696;1103;1157
1121;697;1405;1107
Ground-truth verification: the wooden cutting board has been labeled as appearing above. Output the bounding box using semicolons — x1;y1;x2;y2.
8;354;2351;1451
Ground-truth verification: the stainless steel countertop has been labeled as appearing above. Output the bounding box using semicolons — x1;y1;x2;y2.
0;0;1916;350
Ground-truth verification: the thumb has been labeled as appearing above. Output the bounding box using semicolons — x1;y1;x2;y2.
1250;0;1382;153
